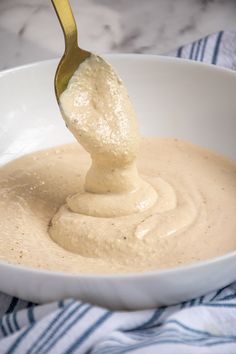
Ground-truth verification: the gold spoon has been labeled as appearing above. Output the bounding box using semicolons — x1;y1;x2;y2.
51;0;91;102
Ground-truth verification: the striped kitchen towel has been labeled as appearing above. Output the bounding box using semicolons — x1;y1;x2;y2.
1;30;236;354
169;30;236;68
1;285;236;353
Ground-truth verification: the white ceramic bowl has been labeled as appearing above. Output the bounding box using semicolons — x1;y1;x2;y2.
1;55;236;310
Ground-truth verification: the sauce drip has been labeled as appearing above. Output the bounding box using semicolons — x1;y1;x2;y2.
58;54;157;218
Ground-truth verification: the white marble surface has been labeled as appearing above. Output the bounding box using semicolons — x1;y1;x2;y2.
0;0;236;70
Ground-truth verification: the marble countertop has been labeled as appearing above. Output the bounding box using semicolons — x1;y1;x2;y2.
0;0;236;70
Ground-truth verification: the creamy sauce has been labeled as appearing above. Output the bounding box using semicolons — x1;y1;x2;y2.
1;54;236;274
1;139;236;273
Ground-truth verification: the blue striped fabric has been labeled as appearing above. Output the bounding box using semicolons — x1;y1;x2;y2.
170;30;236;69
1;284;236;353
1;30;236;353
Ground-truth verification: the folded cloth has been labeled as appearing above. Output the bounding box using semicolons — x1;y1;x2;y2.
1;30;236;354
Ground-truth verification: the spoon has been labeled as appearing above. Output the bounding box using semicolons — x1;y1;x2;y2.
51;0;91;102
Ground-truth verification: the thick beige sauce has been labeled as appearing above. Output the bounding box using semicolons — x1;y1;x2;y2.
1;54;236;274
1;139;236;273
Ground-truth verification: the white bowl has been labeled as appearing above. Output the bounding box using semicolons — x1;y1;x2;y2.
1;55;236;310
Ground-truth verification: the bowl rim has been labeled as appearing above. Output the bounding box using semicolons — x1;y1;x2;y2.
1;53;236;78
1;54;236;280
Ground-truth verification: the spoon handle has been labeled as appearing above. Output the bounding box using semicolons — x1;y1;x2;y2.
51;0;78;52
